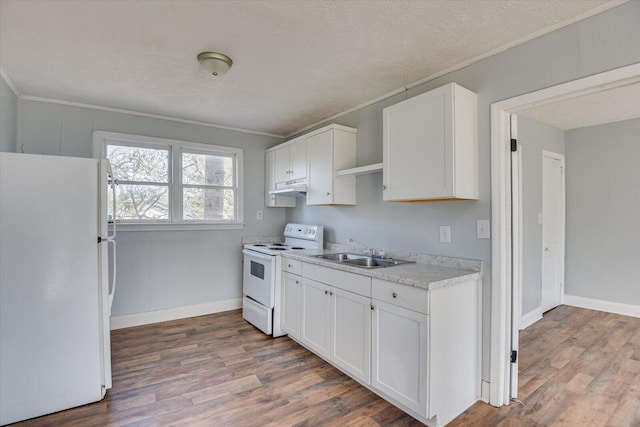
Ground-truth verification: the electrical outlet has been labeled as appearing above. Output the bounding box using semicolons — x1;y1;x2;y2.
477;219;490;239
256;210;263;220
439;225;451;243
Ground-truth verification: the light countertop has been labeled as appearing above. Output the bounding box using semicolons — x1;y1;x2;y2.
281;249;481;291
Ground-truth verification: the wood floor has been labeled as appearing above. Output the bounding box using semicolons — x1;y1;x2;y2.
450;305;640;427
11;305;640;426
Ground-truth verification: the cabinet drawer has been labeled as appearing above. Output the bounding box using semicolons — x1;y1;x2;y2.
302;262;371;297
372;278;429;314
283;258;302;275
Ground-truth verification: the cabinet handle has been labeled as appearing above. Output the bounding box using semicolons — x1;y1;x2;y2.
288;264;292;268
392;292;398;298
371;305;375;310
382;185;387;190
326;192;331;196
329;291;333;296
324;290;328;295
295;280;299;284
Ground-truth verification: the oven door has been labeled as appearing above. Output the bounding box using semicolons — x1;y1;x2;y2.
242;249;276;308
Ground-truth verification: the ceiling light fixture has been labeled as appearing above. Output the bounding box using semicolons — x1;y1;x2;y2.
197;52;233;77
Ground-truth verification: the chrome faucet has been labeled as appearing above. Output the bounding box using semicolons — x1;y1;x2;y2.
349;238;378;257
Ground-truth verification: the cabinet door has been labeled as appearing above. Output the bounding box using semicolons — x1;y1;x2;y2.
301;278;331;358
307;130;333;205
371;299;429;417
274;146;291;183
265;151;295;208
282;272;302;339
289;140;308;180
331;287;371;384
383;84;453;201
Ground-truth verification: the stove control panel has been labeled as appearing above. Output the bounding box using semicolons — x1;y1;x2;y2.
284;223;323;242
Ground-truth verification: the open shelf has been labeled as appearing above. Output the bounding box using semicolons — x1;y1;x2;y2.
335;163;383;177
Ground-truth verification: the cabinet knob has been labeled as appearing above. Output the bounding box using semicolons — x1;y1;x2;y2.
382;185;387;190
371;305;375;310
295;280;299;284
329;291;333;296
392;292;398;298
288;264;292;268
324;290;328;295
326;192;331;196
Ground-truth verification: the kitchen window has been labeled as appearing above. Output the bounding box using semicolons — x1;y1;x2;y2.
93;131;243;230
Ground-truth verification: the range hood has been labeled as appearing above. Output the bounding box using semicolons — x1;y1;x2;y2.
269;180;307;197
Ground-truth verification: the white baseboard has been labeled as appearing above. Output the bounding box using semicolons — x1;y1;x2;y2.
520;307;543;330
480;380;490;403
564;294;640;318
110;298;242;330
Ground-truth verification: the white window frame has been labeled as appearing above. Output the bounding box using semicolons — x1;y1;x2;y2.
93;131;244;231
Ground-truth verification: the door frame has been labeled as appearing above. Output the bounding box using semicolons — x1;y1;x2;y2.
489;62;640;407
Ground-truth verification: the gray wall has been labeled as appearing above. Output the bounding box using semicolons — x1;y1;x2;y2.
565;118;640;305
0;76;17;152
16;99;285;316
518;116;565;316
286;1;640;381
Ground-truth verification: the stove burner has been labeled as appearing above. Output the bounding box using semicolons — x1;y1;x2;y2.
269;247;287;251
271;243;286;246
253;244;266;246
291;247;304;250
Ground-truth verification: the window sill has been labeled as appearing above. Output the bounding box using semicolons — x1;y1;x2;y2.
111;223;245;232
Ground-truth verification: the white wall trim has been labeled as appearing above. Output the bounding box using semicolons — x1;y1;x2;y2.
18;95;284;139
490;62;640;408
564;295;640;318
520;307;544;330
0;66;19;97
110;298;242;330
480;381;491;403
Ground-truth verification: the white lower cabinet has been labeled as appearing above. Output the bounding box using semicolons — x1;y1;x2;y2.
300;278;331;357
371;299;429;417
283;258;480;427
331;287;371;384
281;272;302;339
300;278;372;384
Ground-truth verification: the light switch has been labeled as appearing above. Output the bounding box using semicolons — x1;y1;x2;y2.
477;220;490;239
256;210;263;220
439;225;451;243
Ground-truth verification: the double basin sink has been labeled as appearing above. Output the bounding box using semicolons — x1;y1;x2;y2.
312;252;414;269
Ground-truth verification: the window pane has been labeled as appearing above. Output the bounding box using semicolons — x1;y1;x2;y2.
183;188;234;221
107;145;169;183
182;152;233;186
115;184;169;220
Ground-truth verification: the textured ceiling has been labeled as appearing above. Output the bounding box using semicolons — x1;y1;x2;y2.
519;83;640;130
0;0;622;137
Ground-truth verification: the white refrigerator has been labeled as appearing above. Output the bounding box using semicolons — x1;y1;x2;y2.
0;152;116;425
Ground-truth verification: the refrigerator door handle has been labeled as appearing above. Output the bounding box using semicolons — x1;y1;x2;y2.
107;162;117;241
108;239;116;312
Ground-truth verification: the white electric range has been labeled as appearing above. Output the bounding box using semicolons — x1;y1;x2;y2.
242;223;324;337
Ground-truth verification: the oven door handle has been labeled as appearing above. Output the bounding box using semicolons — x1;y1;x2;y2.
242;249;276;261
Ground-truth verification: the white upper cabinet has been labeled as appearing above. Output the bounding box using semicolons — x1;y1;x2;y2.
307;125;357;206
275;139;307;183
265;150;295;208
383;83;478;201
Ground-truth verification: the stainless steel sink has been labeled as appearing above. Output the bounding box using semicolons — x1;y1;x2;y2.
311;253;413;269
314;253;366;262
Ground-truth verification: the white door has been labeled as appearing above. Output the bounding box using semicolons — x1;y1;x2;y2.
301;278;331;358
281;272;302;339
371;299;429;417
307;130;333;205
331;287;371;384
541;152;565;312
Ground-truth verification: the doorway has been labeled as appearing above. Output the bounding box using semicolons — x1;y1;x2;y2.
489;63;640;407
